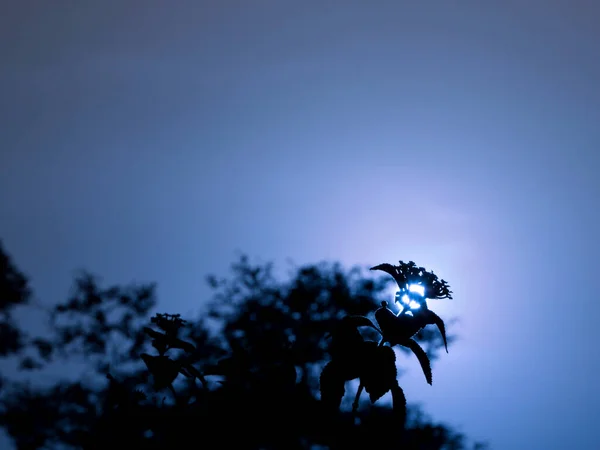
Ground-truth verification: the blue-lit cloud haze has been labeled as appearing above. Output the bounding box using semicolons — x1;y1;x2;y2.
1;1;599;448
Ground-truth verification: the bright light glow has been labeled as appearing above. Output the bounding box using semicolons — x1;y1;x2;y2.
408;284;425;296
408;300;421;309
399;293;421;310
396;288;425;310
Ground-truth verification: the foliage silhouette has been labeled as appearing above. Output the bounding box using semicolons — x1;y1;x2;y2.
0;241;31;357
319;261;453;425
0;243;487;449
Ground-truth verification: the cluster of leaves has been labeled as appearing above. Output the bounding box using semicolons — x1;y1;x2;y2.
374;261;453;301
320;261;453;426
141;313;205;391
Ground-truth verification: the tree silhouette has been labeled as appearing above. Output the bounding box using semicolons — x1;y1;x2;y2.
0;241;487;449
0;241;31;358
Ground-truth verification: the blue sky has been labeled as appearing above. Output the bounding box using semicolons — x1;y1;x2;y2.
1;1;599;448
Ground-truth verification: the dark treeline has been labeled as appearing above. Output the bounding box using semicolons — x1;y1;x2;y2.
0;241;487;449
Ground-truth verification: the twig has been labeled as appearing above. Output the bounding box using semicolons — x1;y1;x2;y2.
352;383;364;416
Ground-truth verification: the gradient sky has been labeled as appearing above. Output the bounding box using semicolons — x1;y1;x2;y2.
1;1;599;448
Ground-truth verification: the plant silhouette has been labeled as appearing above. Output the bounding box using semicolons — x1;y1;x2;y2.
0;241;488;449
320;261;453;426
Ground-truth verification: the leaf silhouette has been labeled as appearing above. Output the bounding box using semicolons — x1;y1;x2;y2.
391;383;407;427
360;343;397;403
168;337;195;353
370;263;407;290
403;339;432;385
181;363;208;386
319;361;345;410
140;353;181;390
423;310;448;353
143;326;195;354
375;301;422;345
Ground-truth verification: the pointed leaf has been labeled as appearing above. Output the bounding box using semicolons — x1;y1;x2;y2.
370;263;406;289
391;382;407;428
168;337;196;353
143;327;165;340
183;363;208;386
424;310;448;353
402;339;432;385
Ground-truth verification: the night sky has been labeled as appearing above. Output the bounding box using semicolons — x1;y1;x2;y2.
1;1;599;448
